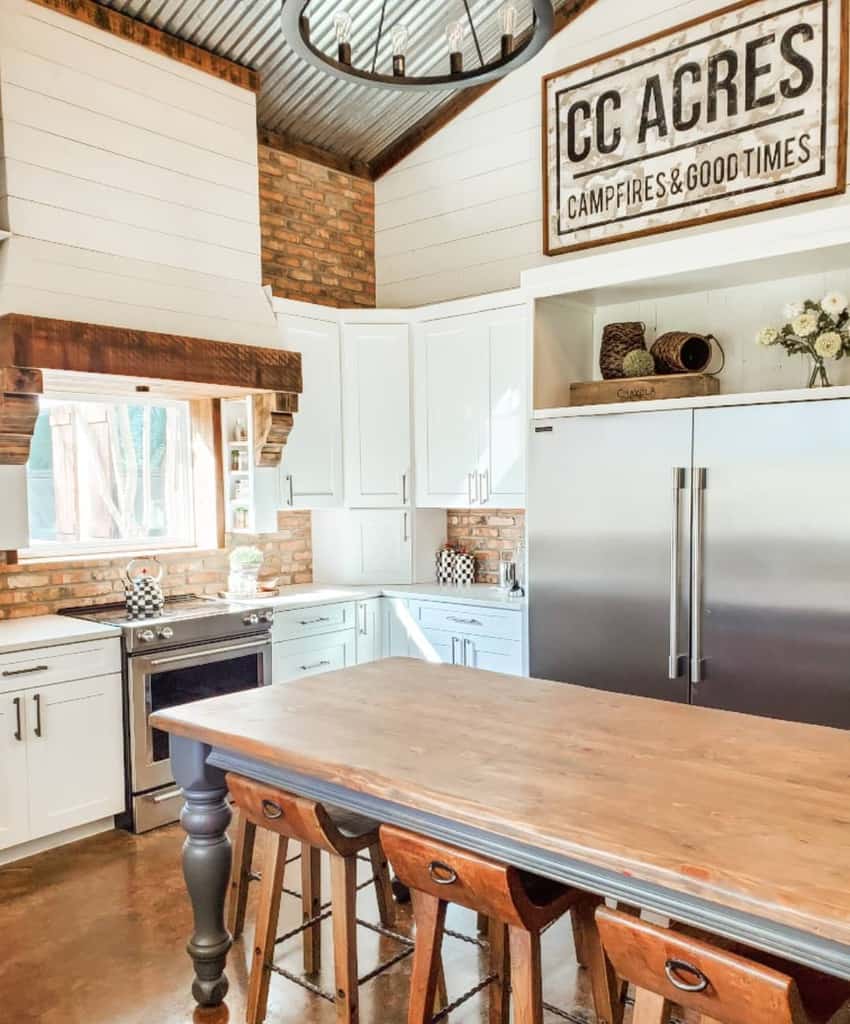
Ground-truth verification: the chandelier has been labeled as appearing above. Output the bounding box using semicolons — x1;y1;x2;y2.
280;1;555;91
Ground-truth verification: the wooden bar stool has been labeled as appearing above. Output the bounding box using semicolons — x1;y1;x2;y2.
227;774;398;1024
381;823;623;1024
595;907;850;1024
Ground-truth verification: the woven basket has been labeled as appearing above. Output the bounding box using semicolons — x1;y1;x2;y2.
600;322;646;380
651;332;713;374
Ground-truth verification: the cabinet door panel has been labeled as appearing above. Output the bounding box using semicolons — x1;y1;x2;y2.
417;627;459;666
27;674;124;841
343;324;410;507
355;599;382;665
416;315;487;507
382;598;414;658
277;314;342;508
358;510;412;584
273;632;356;683
486;307;528;507
0;691;30;851
463;635;523;676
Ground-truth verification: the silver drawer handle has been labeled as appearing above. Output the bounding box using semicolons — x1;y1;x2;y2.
145;787;183;804
298;616;331;626
664;959;709;993
2;664;48;677
299;660;331;671
447;616;482;626
428;860;458;886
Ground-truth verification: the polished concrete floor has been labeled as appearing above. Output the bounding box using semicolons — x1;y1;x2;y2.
0;824;615;1024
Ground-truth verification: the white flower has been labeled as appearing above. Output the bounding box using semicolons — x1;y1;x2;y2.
783;301;805;320
792;311;819;337
815;331;842;359
821;292;848;319
756;327;779;347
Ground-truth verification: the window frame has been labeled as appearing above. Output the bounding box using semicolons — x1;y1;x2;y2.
22;390;198;561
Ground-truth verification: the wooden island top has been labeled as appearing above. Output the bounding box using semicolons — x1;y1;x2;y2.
152;657;850;1005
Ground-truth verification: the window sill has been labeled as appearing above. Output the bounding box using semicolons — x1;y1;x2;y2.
18;543;220;567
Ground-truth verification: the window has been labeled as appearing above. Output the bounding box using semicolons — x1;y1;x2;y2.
26;395;195;556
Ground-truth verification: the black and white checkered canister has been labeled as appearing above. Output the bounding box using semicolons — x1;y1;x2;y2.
453;552;476;585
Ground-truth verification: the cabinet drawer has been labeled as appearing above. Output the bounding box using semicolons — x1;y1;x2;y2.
273;631;356;683
463;635;523;676
409;601;522;642
272;602;355;643
0;638;121;696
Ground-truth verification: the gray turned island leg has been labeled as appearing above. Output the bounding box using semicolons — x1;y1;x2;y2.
171;736;233;1008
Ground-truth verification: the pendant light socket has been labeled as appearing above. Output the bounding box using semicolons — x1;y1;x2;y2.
449;51;463;74
500;33;514;59
338;40;352;64
393;54;406;76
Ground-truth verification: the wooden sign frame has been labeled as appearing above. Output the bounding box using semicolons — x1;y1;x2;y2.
542;0;849;257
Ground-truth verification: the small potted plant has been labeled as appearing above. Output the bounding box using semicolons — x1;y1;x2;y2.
228;545;264;598
757;292;850;387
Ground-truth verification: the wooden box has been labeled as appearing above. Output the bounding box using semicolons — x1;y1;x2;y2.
569;373;720;407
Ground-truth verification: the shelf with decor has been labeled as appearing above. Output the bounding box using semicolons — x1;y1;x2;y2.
220;397;280;535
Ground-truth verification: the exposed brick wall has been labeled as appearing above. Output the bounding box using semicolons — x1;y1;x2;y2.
258;144;375;308
446;510;526;585
0;512;311;620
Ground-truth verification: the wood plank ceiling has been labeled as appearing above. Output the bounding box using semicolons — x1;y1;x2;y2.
100;0;588;174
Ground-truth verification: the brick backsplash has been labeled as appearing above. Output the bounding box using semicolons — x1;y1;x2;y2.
446;510;526;585
258;144;375;308
0;512;311;621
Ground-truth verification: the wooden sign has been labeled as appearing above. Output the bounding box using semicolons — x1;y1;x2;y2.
543;0;849;256
569;373;720;407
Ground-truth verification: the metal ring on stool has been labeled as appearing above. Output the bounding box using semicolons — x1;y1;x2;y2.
428;860;458;885
261;799;283;820
664;958;710;992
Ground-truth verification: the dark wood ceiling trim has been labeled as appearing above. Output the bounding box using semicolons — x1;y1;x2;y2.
27;0;261;92
259;127;373;181
368;0;600;179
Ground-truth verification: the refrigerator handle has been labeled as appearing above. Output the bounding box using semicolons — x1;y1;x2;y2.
690;467;707;684
668;467;686;680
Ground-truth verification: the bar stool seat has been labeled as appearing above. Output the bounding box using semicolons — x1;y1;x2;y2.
381;823;623;1024
595;907;850;1024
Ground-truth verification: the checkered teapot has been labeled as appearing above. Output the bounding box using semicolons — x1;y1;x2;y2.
124;557;165;619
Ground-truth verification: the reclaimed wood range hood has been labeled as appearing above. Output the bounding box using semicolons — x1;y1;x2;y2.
0;314;302;467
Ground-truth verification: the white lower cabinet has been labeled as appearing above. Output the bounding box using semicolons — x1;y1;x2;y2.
273;632;356;683
408;600;523;675
355;599;382;664
0;637;124;854
382;598;415;657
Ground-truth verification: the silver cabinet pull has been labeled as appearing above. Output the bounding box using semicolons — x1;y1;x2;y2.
12;696;22;741
668;467;686;680
299;660;331;671
401;472;408;504
285;474;294;506
479;470;490;505
463;638;474;667
403;512;409;542
32;693;42;738
2;664;48;678
451;637;459;664
359;603;368;636
690;467;707;684
448;615;482;626
298;616;331;626
467;472;476;505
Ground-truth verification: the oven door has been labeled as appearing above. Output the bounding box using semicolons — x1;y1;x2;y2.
128;635;270;796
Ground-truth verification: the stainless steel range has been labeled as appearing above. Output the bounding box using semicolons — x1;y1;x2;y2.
62;595;273;832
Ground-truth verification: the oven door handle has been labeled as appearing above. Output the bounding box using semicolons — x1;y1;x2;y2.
145;639;269;668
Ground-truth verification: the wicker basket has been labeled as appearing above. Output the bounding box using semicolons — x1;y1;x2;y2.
652;332;714;374
600;322;647;379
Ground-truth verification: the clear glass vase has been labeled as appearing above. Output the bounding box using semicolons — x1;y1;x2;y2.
807;358;831;388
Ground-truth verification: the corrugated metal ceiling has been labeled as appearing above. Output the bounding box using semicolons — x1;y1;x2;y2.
101;0;572;162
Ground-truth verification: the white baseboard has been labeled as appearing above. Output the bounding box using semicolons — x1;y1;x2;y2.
0;817;116;866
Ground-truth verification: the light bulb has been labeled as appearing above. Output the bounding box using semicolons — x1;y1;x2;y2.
334;9;353;64
446;17;464;74
391;24;409;77
499;3;517;58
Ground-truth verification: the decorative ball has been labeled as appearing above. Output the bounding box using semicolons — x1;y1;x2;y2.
622;349;656;378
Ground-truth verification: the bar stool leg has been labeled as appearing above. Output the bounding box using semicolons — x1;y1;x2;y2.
368;842;396;929
408;890;448;1024
477;911;489;935
301;842;322;975
330;853;360;1024
227;811;256;941
508;927;543;1024
569;905;589;968
571;898;623;1024
631;989;672;1024
246;833;289;1024
488;917;511;1024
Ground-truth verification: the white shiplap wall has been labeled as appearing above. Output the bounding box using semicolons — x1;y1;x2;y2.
0;0;278;345
375;0;850;308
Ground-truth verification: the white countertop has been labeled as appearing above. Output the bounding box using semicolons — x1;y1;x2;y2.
255;582;525;610
0;614;120;656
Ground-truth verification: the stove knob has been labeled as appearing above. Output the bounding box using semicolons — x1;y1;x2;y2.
260;610;274;624
243;613;260;626
158;626;174;640
139;629;156;643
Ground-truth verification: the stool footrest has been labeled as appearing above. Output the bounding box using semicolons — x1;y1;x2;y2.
432;972;498;1023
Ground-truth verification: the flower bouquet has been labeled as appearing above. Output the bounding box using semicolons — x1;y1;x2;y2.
757;292;850;387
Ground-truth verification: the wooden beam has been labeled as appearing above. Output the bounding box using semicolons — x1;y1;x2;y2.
0;368;42;466
252;394;295;468
27;0;260;92
258;128;373;181
368;0;600;179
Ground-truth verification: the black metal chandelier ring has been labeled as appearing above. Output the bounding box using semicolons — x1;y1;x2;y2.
280;1;555;92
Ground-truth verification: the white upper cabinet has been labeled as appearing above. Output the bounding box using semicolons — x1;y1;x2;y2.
342;323;411;507
415;305;528;508
276;313;343;509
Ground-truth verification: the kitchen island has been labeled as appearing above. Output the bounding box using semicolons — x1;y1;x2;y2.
151;658;850;1009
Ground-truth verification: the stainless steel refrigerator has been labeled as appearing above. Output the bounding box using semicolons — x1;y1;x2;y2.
528;397;850;729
